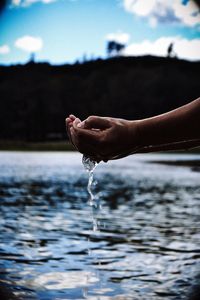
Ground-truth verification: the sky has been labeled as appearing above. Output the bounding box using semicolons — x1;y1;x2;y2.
0;0;200;65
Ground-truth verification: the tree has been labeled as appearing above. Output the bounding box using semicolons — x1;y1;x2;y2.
107;40;125;57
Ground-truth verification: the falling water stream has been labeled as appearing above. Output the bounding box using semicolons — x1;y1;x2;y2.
82;155;98;206
82;155;101;298
82;155;100;230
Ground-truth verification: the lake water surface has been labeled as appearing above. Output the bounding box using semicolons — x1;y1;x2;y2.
0;152;199;300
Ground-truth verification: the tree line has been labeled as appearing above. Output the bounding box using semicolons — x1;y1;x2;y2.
0;56;200;142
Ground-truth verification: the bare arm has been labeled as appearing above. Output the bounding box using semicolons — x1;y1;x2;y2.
137;97;200;147
66;97;200;161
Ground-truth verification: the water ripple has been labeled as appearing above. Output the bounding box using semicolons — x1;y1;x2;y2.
0;152;199;300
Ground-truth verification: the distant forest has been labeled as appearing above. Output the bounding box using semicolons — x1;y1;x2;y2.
0;56;200;142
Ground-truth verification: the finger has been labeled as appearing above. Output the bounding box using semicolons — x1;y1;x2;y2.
72;118;102;144
67;127;75;147
66;115;76;129
70;127;99;156
69;114;76;121
74;126;102;146
66;118;74;134
66;118;75;136
65;118;71;135
80;116;110;130
73;117;82;127
65;117;72;125
66;118;76;147
69;127;80;151
71;118;81;131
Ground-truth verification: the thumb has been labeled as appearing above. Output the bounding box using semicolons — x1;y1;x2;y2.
83;116;110;130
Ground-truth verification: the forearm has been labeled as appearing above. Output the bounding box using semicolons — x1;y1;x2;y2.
138;139;200;153
136;97;200;147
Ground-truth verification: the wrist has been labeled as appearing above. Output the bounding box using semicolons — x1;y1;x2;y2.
131;118;158;148
128;120;145;149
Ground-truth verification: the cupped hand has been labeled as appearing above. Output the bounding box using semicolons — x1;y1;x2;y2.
67;115;142;162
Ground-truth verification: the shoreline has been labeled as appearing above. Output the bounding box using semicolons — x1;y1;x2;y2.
0;141;74;151
0;141;199;153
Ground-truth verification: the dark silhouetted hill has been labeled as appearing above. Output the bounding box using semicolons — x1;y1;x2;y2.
0;56;199;142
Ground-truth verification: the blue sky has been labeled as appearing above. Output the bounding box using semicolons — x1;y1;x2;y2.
0;0;200;65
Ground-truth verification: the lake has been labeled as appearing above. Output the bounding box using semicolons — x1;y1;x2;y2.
0;152;199;300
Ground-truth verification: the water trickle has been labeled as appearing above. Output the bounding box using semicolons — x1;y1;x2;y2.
82;155;98;207
82;154;101;233
82;155;102;298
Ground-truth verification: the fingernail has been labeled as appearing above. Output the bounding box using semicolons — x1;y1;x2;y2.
66;118;72;124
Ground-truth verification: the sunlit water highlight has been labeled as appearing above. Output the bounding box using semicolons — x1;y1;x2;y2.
0;152;200;300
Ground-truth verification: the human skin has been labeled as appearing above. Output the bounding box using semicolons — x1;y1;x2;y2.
65;97;200;162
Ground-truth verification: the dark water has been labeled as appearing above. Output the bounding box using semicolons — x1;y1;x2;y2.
0;152;199;300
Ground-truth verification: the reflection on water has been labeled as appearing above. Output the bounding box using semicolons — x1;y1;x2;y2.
0;152;200;300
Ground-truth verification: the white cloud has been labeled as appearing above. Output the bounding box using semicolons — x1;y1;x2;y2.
11;0;55;7
174;37;200;59
149;16;158;28
123;0;200;27
106;31;130;44
12;0;21;5
173;0;200;26
10;0;79;7
15;36;43;52
0;45;10;55
124;0;156;17
123;36;200;61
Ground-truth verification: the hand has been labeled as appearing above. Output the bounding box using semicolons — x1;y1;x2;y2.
67;115;142;162
66;97;200;160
